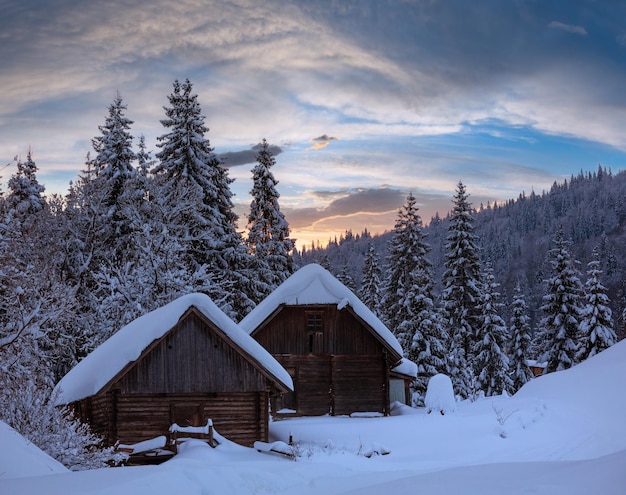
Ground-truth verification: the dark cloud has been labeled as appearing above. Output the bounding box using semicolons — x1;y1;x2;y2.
281;187;462;245
284;188;406;230
298;0;626;92
218;142;282;167
312;134;339;142
309;134;339;150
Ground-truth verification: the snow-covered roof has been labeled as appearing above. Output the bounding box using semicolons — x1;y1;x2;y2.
54;293;293;405
239;264;403;359
391;358;418;378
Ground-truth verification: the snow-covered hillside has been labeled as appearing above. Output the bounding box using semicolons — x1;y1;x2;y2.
0;421;68;479
2;340;626;494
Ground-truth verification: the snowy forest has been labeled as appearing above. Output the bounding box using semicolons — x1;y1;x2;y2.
0;79;621;469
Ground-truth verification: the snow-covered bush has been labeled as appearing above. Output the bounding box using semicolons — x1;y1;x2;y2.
425;373;457;415
0;377;124;470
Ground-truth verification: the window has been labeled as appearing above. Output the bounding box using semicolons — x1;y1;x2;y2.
306;311;323;354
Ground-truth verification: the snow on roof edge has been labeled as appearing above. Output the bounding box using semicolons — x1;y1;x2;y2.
54;293;293;405
239;264;403;357
392;358;418;378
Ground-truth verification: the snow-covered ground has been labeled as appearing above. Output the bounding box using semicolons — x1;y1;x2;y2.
3;340;626;494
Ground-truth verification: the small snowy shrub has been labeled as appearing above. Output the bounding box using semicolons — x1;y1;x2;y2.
492;402;519;438
0;378;125;470
425;374;456;415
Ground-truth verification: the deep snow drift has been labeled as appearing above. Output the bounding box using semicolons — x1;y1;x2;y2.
3;340;626;494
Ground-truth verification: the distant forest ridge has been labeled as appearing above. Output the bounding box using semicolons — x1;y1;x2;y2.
296;166;626;338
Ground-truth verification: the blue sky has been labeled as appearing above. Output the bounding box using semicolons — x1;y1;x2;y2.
2;0;626;247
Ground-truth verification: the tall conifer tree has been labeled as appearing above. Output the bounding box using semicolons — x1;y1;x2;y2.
247;139;294;302
400;266;448;405
382;192;431;341
359;242;383;316
440;181;483;398
577;247;616;361
536;226;583;373
509;281;534;392
474;263;512;396
154;79;254;320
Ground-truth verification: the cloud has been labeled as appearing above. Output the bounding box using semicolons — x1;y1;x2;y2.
3;0;626;252
309;134;339;150
218;142;283;167
279;186;463;247
284;187;413;231
548;21;588;36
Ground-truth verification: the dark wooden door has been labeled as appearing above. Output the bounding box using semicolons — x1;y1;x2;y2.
170;402;202;427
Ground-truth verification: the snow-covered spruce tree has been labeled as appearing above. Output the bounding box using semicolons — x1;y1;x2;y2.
5;150;46;223
382;192;432;345
0;161;116;469
1;153;81;381
577;247;617;361
399;267;448;406
62;94;143;348
96;182;216;325
337;263;357;293
246;139;294;302
440;181;483;399
474;263;512;397
535;226;583;373
62;157;115;355
154;79;254;320
359;242;383;317
509;281;534;392
89;91;138;259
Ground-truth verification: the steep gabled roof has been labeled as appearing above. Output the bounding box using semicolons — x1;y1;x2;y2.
239;263;404;359
54;293;293;405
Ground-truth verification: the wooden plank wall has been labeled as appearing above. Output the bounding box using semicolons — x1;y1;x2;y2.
110;392;268;447
332;356;387;415
254;305;383;356
254;304;390;416
117;312;267;395
273;354;388;416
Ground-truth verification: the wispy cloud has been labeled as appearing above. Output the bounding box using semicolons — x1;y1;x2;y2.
2;0;626;245
548;21;588;36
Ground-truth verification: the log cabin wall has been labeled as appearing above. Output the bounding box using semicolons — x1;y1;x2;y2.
110;392;268;447
255;305;390;416
76;308;276;448
73;392;117;446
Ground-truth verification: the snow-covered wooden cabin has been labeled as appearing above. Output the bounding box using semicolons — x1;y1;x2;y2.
239;264;417;416
54;294;293;448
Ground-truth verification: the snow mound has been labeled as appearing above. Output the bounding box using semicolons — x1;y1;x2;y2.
0;420;68;479
515;339;626;425
425;373;456;415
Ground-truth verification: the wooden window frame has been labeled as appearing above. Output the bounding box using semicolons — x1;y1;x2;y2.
305;311;323;354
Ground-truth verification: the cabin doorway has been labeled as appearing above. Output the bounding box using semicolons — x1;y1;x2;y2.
170;402;203;427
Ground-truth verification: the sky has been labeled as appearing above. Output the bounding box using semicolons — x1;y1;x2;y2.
2;0;626;248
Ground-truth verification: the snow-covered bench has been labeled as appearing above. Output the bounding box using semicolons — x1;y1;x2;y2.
254;440;295;459
116;435;174;465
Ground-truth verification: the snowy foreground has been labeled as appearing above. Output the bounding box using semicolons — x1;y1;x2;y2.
3;341;626;494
